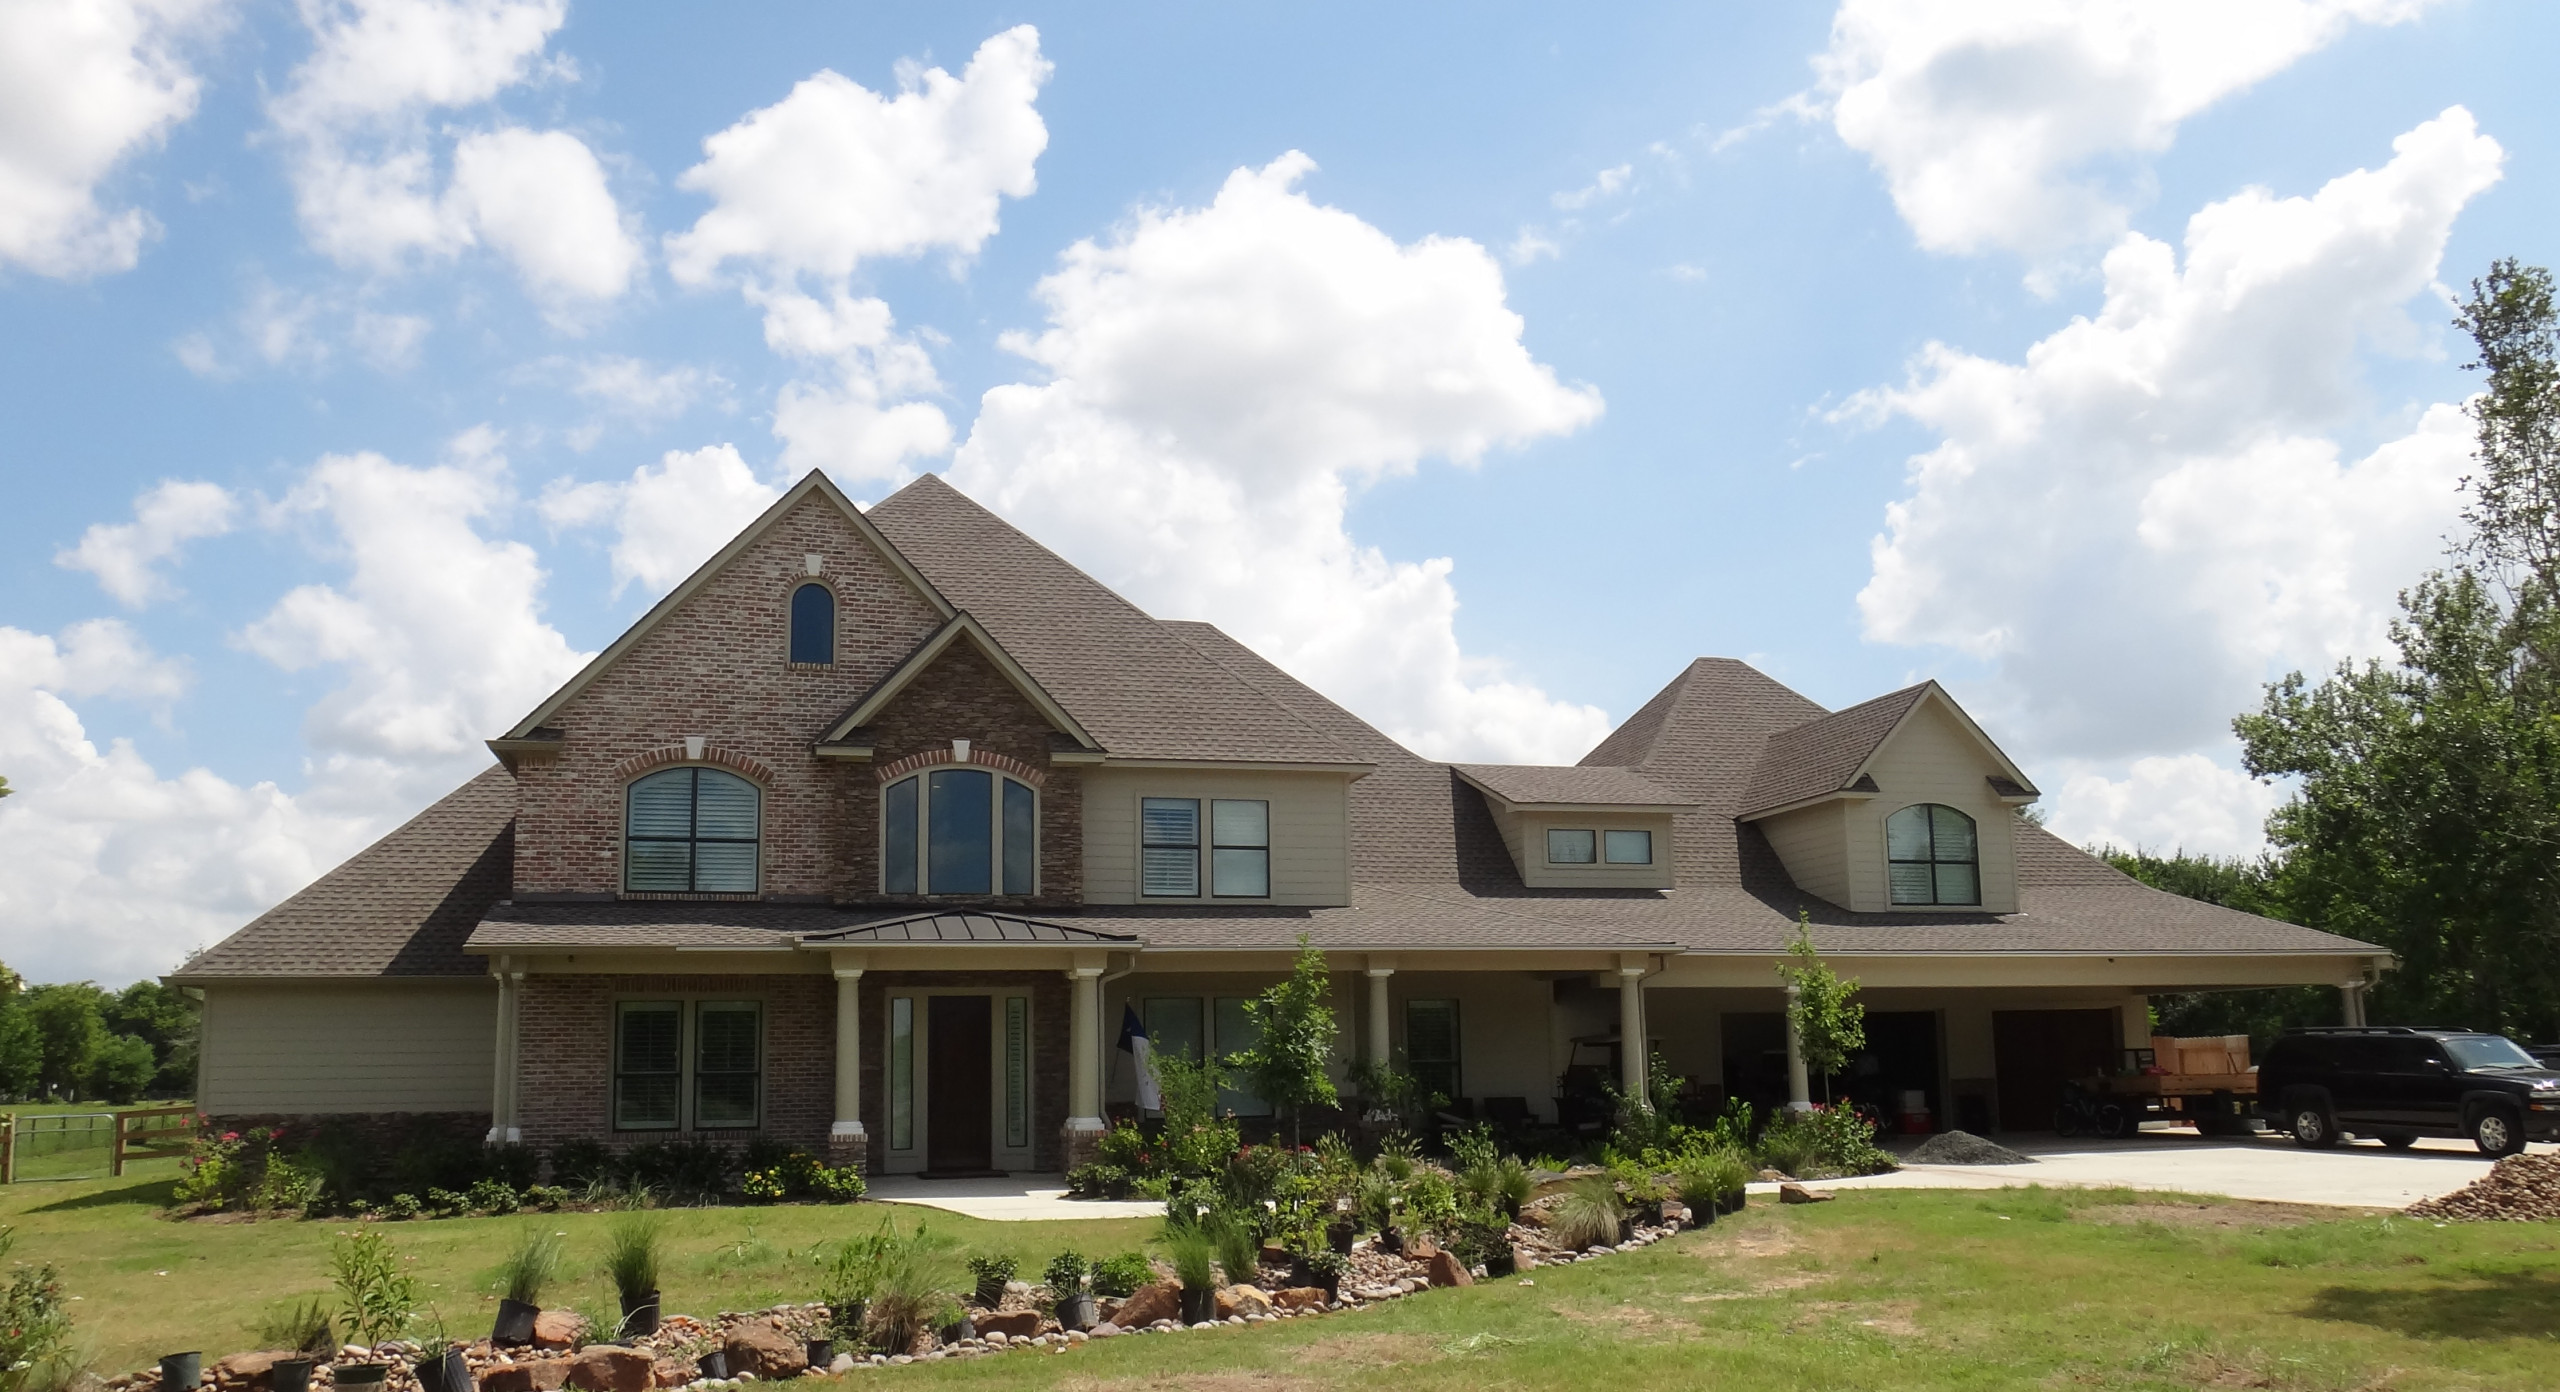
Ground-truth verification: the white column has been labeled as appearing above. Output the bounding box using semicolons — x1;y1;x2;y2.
2121;996;2152;1061
1784;982;1812;1112
487;964;521;1144
1068;965;1106;1130
1618;964;1649;1107
832;967;865;1140
1366;966;1395;1067
2341;980;2368;1027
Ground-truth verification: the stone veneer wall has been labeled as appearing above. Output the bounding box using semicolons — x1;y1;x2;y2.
513;974;833;1155
857;971;1071;1173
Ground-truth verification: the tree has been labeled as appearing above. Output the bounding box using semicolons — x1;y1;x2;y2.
0;1007;38;1101
90;1034;155;1104
2097;847;2336;1048
103;980;199;1096
22;985;107;1100
1776;913;1864;1100
1225;934;1339;1147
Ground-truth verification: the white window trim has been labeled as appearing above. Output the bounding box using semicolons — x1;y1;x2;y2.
880;763;1039;896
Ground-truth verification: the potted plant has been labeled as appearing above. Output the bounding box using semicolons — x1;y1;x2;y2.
330;1363;389;1392
1044;1251;1095;1332
330;1226;413;1389
1286;1247;1346;1299
1166;1225;1219;1326
410;1339;469;1392
694;1350;730;1381
492;1228;563;1347
158;1352;202;1391
1548;1174;1626;1252
935;1313;976;1347
965;1253;1016;1310
254;1295;338;1392
803;1339;834;1371
604;1213;664;1337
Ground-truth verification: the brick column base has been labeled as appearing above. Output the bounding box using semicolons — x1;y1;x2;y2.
828;1130;870;1176
1061;1123;1105;1172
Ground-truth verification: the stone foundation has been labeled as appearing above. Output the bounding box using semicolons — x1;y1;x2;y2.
1061;1122;1105;1172
828;1127;870;1175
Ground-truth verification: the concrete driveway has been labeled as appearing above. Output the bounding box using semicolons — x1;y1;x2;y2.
1785;1130;2550;1209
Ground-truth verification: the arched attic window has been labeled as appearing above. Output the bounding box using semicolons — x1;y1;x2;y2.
883;767;1036;895
789;583;834;665
626;767;762;892
1886;803;1978;906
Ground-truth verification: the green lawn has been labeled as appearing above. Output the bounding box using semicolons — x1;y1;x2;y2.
4;1173;2555;1390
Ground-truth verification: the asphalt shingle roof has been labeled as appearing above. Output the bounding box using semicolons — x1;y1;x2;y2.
1734;683;1930;816
1450;764;1692;807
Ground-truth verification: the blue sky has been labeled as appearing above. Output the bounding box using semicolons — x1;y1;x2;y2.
4;0;2554;984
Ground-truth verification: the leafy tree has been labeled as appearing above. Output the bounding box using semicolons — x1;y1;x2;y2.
22;985;107;1100
0;1008;38;1101
2097;847;2337;1049
104;980;198;1096
90;1034;155;1104
1776;912;1864;1100
1224;934;1339;1147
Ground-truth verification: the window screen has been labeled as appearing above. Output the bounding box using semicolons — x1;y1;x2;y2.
1141;798;1201;897
927;768;993;894
1546;828;1596;864
788;583;834;665
614;1002;681;1130
694;1002;761;1128
625;767;760;893
1603;829;1653;864
1887;804;1979;905
1211;799;1270;897
1405;999;1461;1108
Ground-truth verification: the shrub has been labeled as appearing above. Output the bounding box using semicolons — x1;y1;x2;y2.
860;1222;960;1356
1218;1143;1291;1216
522;1185;569;1211
1445;1206;1511;1273
603;1213;664;1305
1446;1123;1499;1174
423;1187;468;1218
1091;1251;1152;1299
546;1139;616;1190
1755;1103;1894;1180
1094;1123;1150;1172
1672;1148;1752;1211
1042;1250;1089;1295
1547;1175;1625;1251
383;1194;421;1221
466;1178;520;1215
1356;1169;1399;1236
817;1227;892;1342
251;1295;337;1357
0;1230;74;1392
622;1138;732;1200
1401;1169;1458;1238
330;1228;417;1346
740;1168;789;1203
1163;1224;1218;1293
1065;1163;1133;1199
498;1227;565;1306
806;1164;866;1202
965;1254;1016;1306
256;1150;327;1213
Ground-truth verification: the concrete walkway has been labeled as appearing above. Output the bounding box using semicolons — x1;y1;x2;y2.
1781;1131;2548;1209
867;1173;1162;1221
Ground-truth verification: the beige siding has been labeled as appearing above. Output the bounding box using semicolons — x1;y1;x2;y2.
1507;812;1676;889
1755;802;1850;906
1082;768;1352;905
200;982;495;1114
1851;699;2021;912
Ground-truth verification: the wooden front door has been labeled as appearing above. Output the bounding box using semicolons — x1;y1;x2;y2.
927;995;994;1173
1992;1009;2118;1132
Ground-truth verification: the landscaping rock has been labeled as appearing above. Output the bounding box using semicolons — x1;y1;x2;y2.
1222;1284;1273;1318
1779;1183;1834;1204
1272;1288;1329;1313
720;1325;804;1381
825;1356;854;1376
2408;1153;2560;1222
478;1360;569;1392
1087;1324;1121;1340
1110;1282;1181;1330
1421;1251;1472;1289
213;1353;285;1390
1906;1130;2034;1166
972;1310;1041;1341
531;1314;585;1352
566;1346;653;1392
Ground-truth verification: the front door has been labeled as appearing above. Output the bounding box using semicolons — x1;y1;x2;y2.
927;994;994;1173
1993;1009;2118;1132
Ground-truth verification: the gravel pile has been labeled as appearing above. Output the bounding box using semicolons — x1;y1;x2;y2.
2406;1153;2560;1221
1905;1130;2035;1166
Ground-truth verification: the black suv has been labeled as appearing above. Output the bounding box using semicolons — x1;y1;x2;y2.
2258;1026;2560;1156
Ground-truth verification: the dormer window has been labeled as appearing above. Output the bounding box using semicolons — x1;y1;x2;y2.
1888;803;1978;905
789;583;834;665
626;767;761;893
1603;830;1653;864
1546;829;1596;864
883;767;1036;895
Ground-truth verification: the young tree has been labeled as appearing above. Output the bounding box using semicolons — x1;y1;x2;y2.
1776;912;1864;1101
1225;934;1339;1147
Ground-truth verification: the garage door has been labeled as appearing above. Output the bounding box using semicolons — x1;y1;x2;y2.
1992;1009;2118;1133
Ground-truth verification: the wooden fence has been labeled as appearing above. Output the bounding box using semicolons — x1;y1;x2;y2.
0;1105;199;1182
111;1105;198;1176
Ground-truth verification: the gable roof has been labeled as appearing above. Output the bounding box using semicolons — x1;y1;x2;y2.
865;476;1367;766
1736;681;2037;819
819;612;1103;752
1451;764;1693;809
499;471;955;742
173;765;516;980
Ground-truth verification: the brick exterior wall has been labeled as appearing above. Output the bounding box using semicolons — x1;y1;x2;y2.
510;493;948;896
858;971;1070;1173
513;973;833;1154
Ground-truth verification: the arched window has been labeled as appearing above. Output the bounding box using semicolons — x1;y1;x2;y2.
789;583;834;665
1886;803;1978;906
626;767;761;892
883;767;1036;895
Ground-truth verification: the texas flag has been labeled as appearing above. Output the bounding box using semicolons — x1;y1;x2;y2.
1117;1003;1159;1112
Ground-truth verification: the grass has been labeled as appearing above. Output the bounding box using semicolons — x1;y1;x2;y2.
6;1174;2559;1389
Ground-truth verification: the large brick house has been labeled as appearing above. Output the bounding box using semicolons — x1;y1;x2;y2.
173;471;2388;1173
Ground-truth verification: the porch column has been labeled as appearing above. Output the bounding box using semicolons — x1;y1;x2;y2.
486;963;522;1144
2341;980;2368;1027
1064;962;1108;1170
2121;996;2151;1060
1618;962;1650;1109
830;965;866;1171
1365;962;1395;1066
1783;982;1812;1112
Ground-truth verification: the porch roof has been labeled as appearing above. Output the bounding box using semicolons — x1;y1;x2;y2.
796;911;1140;945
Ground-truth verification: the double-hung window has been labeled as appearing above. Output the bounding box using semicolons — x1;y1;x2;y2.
882;768;1037;895
614;1000;763;1131
1140;798;1201;896
1211;799;1270;897
1141;797;1271;897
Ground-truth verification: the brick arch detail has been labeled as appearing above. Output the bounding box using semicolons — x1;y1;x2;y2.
874;745;1047;788
610;743;778;786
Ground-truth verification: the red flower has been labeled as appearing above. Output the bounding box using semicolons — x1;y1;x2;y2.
221;1131;240;1142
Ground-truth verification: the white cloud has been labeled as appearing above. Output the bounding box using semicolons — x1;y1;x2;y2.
55;479;239;607
1816;0;2440;263
664;25;1049;287
568;355;726;420
269;0;638;304
448;125;641;302
2044;752;2287;859
537;444;781;595
951;152;1610;763
241;435;592;804
0;0;215;278
1854;109;2500;833
1551;163;1632;212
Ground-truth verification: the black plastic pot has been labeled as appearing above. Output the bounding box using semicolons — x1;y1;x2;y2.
492;1298;540;1348
694;1351;730;1382
330;1364;389;1392
973;1277;1007;1309
937;1315;975;1346
1719;1188;1746;1215
1375;1227;1404;1256
1685;1199;1716;1227
411;1349;469;1392
269;1359;314;1392
1056;1294;1097;1332
1178;1286;1217;1326
159;1352;203;1391
619;1290;661;1338
1483;1248;1517;1278
804;1340;834;1371
1324;1218;1357;1255
1288;1260;1341;1298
